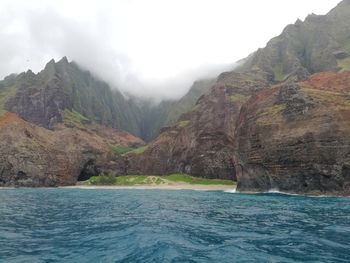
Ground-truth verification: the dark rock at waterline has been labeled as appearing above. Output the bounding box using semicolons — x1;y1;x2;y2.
233;72;350;194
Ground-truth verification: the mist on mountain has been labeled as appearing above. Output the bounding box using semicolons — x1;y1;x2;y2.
0;0;340;100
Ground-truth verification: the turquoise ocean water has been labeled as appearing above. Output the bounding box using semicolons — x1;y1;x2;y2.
0;188;349;262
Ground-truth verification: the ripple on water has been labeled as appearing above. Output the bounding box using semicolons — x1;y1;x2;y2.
0;189;349;262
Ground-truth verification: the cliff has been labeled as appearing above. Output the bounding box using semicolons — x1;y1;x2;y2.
1;1;350;194
0;112;142;187
123;72;269;179
234;72;350;194
1;57;196;141
118;0;350;194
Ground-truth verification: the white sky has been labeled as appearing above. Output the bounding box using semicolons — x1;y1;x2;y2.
0;0;341;100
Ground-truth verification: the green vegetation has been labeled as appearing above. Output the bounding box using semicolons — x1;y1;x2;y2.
164;174;234;185
177;120;191;127
0;86;17;114
272;64;287;82
337;57;350;71
127;145;148;155
87;175;154;185
228;94;248;103
110;145;134;155
88;174;118;185
190;104;201;112
63;109;90;129
111;145;148;156
266;104;286;115
84;174;235;186
257;104;286;125
304;88;350;109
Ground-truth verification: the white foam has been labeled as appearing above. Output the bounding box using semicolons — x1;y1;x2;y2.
266;190;299;196
224;188;237;193
268;188;280;193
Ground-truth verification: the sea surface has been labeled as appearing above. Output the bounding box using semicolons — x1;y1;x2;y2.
0;188;349;263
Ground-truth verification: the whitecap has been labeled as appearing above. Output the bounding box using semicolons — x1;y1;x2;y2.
224;188;237;193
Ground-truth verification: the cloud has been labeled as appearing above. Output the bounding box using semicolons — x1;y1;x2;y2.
0;0;341;100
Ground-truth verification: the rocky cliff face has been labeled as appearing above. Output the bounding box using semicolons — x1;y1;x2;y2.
163;78;216;126
117;1;350;195
6;74;71;129
2;58;150;136
130;78;217;141
238;0;350;82
1;57;193;141
234;72;350;194
122;70;350;194
0;56;211;186
1;1;350;194
0;112;142;187
123;72;269;180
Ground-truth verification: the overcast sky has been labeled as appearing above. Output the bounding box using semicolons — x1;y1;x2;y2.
0;0;341;100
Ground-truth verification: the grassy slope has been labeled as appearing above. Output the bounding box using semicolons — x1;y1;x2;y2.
110;145;148;156
337;57;350;71
0;86;17;114
83;174;235;186
63;109;90;129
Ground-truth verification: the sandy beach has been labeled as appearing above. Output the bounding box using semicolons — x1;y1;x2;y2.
63;184;236;191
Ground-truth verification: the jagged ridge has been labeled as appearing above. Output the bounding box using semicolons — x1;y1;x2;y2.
119;0;350;195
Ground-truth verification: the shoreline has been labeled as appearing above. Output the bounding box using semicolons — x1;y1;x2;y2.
62;184;236;191
1;186;349;197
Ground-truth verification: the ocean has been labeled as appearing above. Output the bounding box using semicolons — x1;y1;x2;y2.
0;188;349;262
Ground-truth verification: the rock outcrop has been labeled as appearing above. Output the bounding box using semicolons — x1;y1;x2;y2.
122;70;350;194
1;1;350;195
233;72;350;194
0;112;143;187
6;75;71;129
123;72;269;180
238;0;350;81
118;1;350;194
1;57;189;141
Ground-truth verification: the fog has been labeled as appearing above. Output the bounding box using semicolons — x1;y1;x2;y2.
0;0;341;100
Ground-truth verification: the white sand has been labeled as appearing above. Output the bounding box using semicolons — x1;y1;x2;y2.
62;184;236;191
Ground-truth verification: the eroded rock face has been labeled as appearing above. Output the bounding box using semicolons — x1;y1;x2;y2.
237;0;350;82
233;72;350;194
120;71;350;195
5;74;72;129
124;72;269;180
0;112;142;187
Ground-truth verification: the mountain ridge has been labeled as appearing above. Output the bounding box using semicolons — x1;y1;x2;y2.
113;0;350;195
1;0;350;194
0;57;212;141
